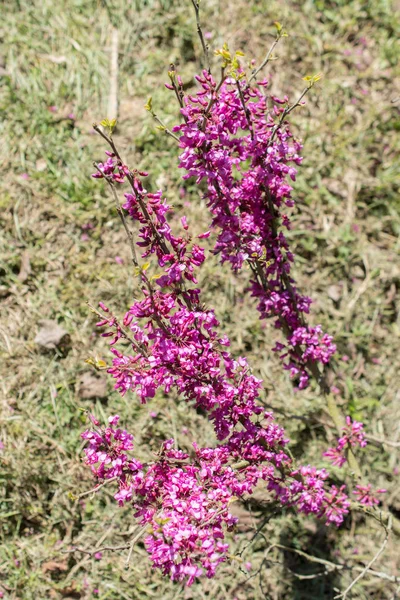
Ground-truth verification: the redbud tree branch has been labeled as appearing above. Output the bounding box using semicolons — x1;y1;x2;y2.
190;0;211;73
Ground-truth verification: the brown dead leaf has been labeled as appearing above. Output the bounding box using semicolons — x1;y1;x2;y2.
34;319;70;350
78;371;108;399
57;583;82;599
18;250;31;283
42;559;68;574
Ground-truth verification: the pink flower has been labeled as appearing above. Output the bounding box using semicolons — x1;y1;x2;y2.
323;447;347;468
339;417;367;449
108;414;120;426
83;66;357;584
173;74;336;388
353;485;386;507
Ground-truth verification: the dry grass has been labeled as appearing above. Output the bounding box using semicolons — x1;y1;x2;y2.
0;0;400;598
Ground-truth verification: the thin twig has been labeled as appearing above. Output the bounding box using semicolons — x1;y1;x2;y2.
87;302;146;355
93;163;138;267
63;520;116;581
236;80;254;140
152;113;180;142
366;434;400;448
200;68;226;131
93;125;171;256
334;515;393;598
190;0;211;72
268;542;399;585
94;125;200;319
249;33;281;84
77;476;118;499
124;525;148;566
64;526;148;560
268;86;310;146
239;511;280;558
63;543;132;556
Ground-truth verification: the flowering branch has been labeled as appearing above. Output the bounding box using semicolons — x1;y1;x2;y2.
76;13;396;587
79;125;361;582
172;65;334;391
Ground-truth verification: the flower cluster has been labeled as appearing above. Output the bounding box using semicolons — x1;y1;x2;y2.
82;413;350;584
353;484;386;507
82;418;239;583
324;417;367;468
83;145;351;584
171;70;336;388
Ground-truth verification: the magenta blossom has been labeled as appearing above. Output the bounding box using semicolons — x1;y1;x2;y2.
171;70;336;388
353;485;386;507
324;417;367;468
83;64;356;583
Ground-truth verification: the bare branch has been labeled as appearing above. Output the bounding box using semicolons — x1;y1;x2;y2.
248;33;282;84
190;0;211;72
268;86;310;147
151;113;180;143
124;526;148;566
236;80;254;140
334;516;393;598
63;525;148;559
93;163;138;267
263;542;399;586
63;543;132;556
76;476;118;499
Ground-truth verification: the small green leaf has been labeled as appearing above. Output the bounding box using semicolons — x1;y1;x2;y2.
303;73;323;87
99;118;117;134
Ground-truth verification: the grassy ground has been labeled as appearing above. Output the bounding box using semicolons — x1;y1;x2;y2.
1;0;400;598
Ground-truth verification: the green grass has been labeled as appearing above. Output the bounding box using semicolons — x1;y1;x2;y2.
1;0;400;598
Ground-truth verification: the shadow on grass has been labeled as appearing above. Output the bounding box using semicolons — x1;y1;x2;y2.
254;521;343;600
